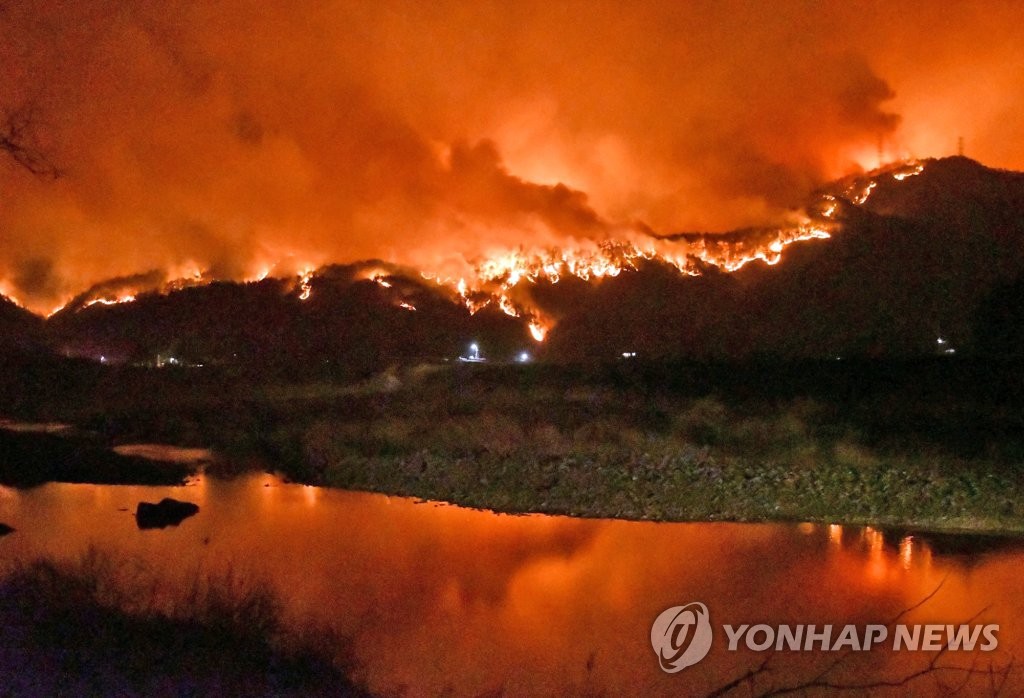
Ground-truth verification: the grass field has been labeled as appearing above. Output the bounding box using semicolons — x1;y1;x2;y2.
2;355;1023;532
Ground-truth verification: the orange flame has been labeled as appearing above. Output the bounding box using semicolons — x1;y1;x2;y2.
35;160;926;345
528;320;548;342
82;294;137;310
0;281;24;309
297;267;315;301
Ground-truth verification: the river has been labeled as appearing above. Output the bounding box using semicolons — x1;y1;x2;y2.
1;472;1021;696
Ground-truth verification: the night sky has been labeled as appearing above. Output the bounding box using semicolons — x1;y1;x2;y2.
2;0;1023;313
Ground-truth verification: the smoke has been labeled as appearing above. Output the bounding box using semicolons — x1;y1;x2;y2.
1;0;1022;313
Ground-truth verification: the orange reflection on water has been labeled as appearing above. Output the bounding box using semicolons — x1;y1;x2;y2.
0;476;1021;696
828;523;843;545
900;535;915;570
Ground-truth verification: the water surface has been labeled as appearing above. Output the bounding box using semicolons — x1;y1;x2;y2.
1;474;1021;696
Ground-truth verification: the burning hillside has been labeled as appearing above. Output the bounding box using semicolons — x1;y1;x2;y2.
5;1;1024;320
23;158;932;343
23;156;1022;368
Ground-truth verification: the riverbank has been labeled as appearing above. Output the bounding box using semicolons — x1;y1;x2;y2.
288;396;1024;535
2;357;1023;533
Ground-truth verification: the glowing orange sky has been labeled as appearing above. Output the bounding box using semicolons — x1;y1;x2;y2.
1;0;1023;313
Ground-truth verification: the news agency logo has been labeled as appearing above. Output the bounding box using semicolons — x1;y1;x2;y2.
651;602;1000;674
650;602;714;673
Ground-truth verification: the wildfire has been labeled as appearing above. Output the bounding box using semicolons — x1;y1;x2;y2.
82;294;137;310
418;159;929;337
847;180;876;205
839;158;925;207
0;281;24;309
892;161;925;181
165;263;205;290
24;159;927;345
408;222;831;344
297;267;315;301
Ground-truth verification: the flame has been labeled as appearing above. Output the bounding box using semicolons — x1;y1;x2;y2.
82;293;137;310
0;281;24;309
297;268;314;301
498;295;519;318
847;180;877;205
892;161;925;181
837;158;924;208
26;160;926;345
820;195;839;219
528;320;548;342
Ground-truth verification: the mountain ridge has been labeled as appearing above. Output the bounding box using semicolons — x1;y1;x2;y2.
4;156;1023;368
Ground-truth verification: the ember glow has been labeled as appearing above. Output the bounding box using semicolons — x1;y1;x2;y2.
27;157;934;342
0;281;24;309
422;220;834;340
297;267;315;302
81;294;137;310
2;1;1022;316
398;159;936;338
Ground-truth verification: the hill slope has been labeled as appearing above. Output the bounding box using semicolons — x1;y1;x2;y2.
35;157;1024;367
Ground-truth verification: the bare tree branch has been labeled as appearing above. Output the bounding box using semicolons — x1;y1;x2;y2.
0;105;61;178
760;606;997;696
705;655;772;698
706;580;1015;698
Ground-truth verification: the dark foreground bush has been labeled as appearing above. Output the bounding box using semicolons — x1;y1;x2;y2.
0;552;365;697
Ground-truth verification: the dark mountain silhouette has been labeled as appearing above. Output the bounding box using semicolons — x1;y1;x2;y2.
0;295;43;355
17;156;1024;370
44;263;531;377
546;157;1024;359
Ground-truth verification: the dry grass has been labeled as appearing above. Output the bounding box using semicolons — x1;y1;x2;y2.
0;550;363;696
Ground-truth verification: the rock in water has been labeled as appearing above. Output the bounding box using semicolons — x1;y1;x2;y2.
135;498;199;529
0;523;14;537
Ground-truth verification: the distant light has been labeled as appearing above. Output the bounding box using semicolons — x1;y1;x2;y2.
517;352;530;363
99;355;106;364
936;337;947;345
944;348;956;355
459;342;486;363
621;351;637;359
